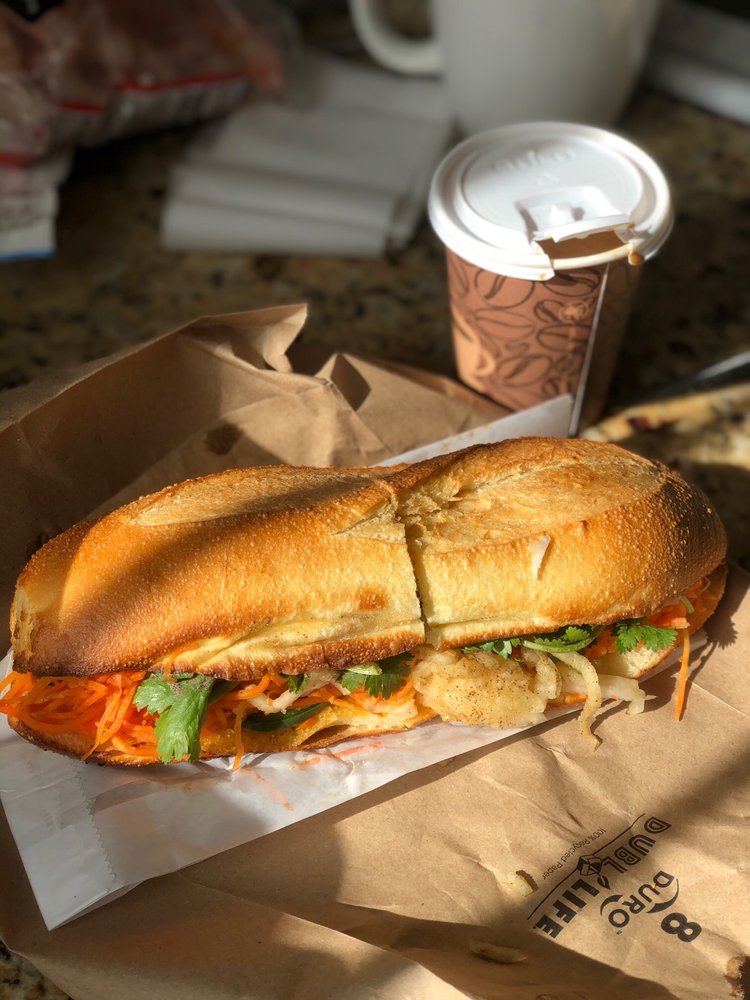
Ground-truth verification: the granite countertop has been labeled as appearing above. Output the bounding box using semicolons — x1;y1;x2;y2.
2;86;749;405
1;47;749;1000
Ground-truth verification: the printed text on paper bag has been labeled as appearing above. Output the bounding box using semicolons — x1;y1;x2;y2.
529;815;702;944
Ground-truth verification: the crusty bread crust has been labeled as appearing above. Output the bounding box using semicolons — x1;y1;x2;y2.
9;437;727;692
12;465;425;680
390;438;727;648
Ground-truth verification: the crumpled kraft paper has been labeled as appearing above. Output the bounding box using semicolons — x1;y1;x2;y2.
0;310;574;932
0;303;504;634
1;306;748;1000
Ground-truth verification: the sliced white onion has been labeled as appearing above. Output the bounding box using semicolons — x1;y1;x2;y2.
521;647;562;703
558;665;646;717
553;651;603;746
247;693;277;713
601;674;646;715
248;668;339;715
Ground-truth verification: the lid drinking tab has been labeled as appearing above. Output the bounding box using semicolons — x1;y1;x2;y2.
518;195;630;243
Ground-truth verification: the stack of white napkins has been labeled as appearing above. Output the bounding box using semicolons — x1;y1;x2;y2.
0;151;71;263
160;50;452;257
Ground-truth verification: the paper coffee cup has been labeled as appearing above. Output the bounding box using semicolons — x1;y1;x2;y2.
429;122;673;431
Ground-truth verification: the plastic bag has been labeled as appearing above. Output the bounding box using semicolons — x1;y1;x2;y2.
0;0;290;164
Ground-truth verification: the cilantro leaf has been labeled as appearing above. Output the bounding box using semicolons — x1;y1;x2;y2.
521;624;603;654
133;675;179;715
338;661;380;692
465;638;521;658
464;626;602;660
339;653;411;699
462;614;680;667
282;673;308;694
339;670;368;693
134;673;215;763
243;703;326;732
612;620;678;655
362;666;409;699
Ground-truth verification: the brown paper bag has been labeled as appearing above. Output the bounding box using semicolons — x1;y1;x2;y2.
2;308;747;1000
0;305;502;638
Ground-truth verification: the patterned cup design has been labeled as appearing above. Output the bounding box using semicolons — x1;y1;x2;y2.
446;249;640;424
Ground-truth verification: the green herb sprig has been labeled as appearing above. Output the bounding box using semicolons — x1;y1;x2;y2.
612;620;678;654
465;617;680;661
281;673;308;694
466;624;602;659
133;674;217;764
339;653;411;699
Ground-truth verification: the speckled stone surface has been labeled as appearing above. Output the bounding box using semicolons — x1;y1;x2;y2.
1;34;749;1000
0;943;68;1000
1;86;748;402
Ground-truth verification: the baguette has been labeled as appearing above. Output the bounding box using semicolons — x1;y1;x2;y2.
393;437;725;646
11;466;425;679
1;438;727;765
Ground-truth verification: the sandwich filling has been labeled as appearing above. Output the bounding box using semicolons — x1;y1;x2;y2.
0;572;722;765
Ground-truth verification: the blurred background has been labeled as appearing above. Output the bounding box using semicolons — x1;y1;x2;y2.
0;0;746;395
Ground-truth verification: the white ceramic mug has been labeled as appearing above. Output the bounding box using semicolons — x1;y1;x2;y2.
349;0;662;133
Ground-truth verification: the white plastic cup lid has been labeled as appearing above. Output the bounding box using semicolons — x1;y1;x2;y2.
429;122;673;281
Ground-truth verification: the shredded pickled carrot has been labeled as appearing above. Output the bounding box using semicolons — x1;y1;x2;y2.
347;678;415;713
0;672;33;702
0;661;419;762
220;675;272;701
0;669;152;756
88;677;118;753
586;629;616;659
108;735;158;759
648;607;690;630
120;722;157;744
99;682;137;745
674;630;691;721
232;707;246;770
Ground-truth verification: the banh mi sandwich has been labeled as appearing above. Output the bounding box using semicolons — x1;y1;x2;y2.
1;438;727;766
